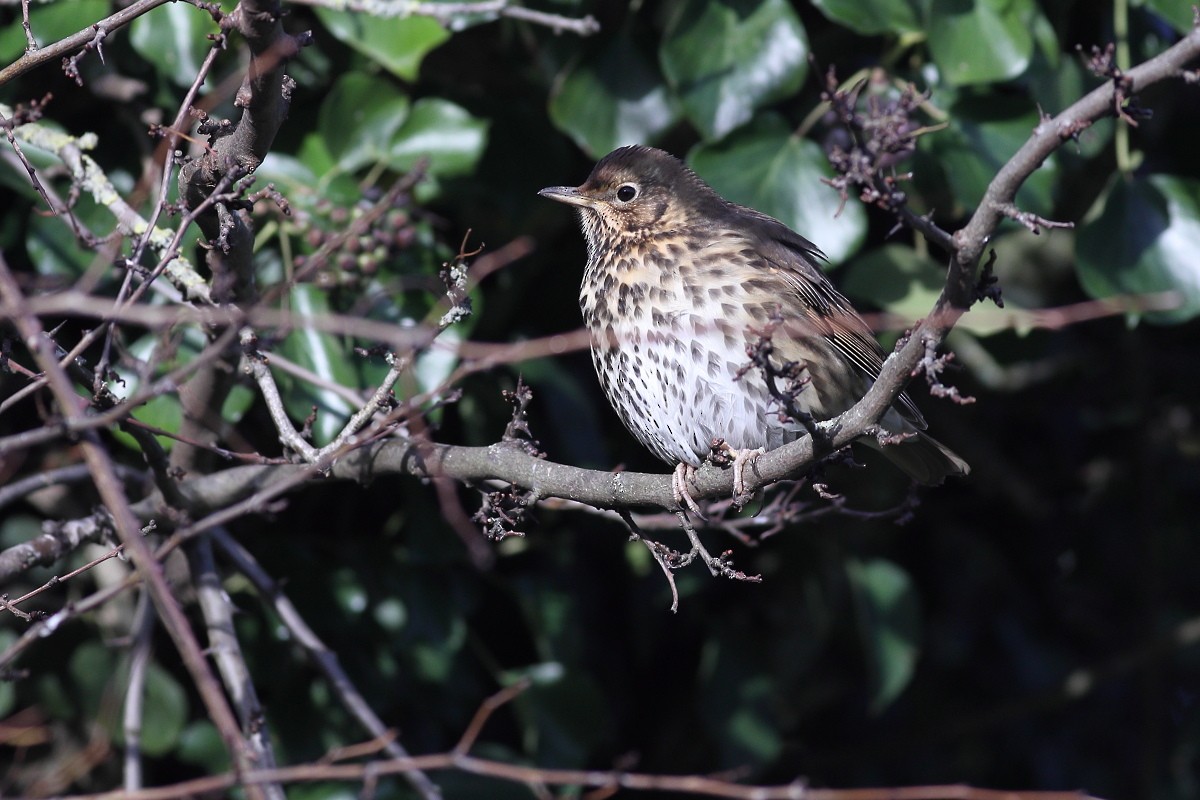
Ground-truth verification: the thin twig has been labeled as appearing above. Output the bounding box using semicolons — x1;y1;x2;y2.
284;0;599;36
187;534;286;800
122;592;155;792
0;254;260;794
211;529;443;800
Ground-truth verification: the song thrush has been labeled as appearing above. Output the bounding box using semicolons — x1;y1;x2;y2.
539;145;968;512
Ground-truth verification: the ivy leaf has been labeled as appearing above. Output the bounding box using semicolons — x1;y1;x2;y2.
549;31;680;157
318;72;411;175
1141;0;1195;33
810;0;922;35
924;96;1057;217
109;330;254;453
387;98;489;176
660;0;808;141
689;114;866;264
927;0;1038;86
129;663;190;756
130;2;214;86
847;558;921;713
0;0;108;61
1077;174;1200;324
277;284;362;445
841;244;1019;336
315;8;449;82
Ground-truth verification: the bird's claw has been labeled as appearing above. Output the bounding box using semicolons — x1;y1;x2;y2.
713;443;764;506
731;446;764;503
672;463;705;518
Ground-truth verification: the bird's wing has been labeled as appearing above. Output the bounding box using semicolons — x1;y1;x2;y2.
742;209;928;428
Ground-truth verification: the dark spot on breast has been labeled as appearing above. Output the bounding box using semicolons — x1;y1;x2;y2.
707;352;722;379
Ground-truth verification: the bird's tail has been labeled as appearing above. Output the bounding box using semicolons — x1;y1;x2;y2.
860;432;970;486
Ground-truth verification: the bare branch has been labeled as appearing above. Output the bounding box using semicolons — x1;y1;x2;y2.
122;593;155;792
0;0;174;87
211;528;443;800
0;254;261;792
285;0;600;36
187;535;286;800
48;750;1102;800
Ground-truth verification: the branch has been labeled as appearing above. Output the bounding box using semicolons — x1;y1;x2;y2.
286;0;600;36
122;593;155;792
949;25;1200;301
832;24;1200;472
2;101;213;302
0;255;264;796
177;0;310;303
211;529;443;800
50;745;1100;800
0;0;174;87
187;535;286;800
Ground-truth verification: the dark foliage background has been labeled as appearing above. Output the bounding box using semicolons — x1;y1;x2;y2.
1;0;1198;798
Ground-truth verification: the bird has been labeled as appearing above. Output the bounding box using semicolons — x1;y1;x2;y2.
538;145;968;513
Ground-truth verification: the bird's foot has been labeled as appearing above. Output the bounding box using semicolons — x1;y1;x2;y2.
712;441;764;505
672;462;705;518
730;446;765;502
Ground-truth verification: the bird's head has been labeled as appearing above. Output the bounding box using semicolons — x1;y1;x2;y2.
539;145;719;255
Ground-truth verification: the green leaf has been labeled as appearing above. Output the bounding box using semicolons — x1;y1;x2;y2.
256;153;323;210
318;73;411;175
130;2;215;86
697;637;783;767
925;96;1056;216
514;672;611;768
260;148;362;207
411;616;467;683
810;0;922;35
27;180;131;281
387;98;489;176
0;631;15;717
549;30;680;157
110;330;254;452
660;0;808;141
70;642;116;719
412;325;462;395
177;721;229;772
927;0;1037;86
27;208;105;280
277;284;363;445
502;661;565;686
1076;174;1200;324
689;114;866;264
133;663;189;756
1026;54;1113;161
846;558;921;713
315;8;449;82
1140;0;1195;33
847;236;1091;337
0;0;109;62
841;244;945;319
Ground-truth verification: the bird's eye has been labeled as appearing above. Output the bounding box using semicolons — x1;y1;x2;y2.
615;184;638;203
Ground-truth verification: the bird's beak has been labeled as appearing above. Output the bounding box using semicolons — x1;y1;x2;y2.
538;185;595;208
